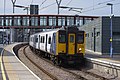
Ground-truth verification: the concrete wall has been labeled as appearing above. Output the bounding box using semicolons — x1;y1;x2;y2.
79;16;120;55
79;18;102;54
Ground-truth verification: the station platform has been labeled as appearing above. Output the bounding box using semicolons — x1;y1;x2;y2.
85;50;120;66
0;43;40;80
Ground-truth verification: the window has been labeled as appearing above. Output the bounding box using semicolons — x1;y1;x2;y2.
113;32;120;36
85;34;87;37
113;32;120;41
97;32;100;36
77;33;84;43
67;17;74;26
58;17;65;26
92;33;93;37
86;33;89;37
70;35;74;43
87;33;89;37
48;37;51;44
53;33;56;43
35;38;38;42
41;36;42;43
59;34;66;43
43;36;45;43
49;17;56;26
39;35;40;42
40;16;47;26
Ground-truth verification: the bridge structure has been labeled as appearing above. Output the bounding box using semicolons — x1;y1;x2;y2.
0;15;98;42
0;15;98;29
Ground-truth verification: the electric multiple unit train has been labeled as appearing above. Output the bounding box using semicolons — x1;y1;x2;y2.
29;27;85;65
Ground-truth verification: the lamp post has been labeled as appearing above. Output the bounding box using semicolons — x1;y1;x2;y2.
107;3;113;58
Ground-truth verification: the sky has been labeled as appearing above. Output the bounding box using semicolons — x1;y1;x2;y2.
0;0;120;16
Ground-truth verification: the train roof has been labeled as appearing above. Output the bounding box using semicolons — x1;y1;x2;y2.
30;26;85;36
30;28;60;36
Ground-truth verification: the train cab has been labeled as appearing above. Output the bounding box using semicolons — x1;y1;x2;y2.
56;27;85;64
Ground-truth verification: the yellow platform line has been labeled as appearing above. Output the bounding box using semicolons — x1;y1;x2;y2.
1;49;7;80
2;50;19;80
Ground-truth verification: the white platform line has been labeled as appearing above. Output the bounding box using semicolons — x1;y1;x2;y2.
11;43;41;80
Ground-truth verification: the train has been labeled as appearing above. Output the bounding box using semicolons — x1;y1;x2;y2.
29;26;85;66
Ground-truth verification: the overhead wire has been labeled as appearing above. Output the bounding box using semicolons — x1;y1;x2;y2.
40;0;47;7
84;0;115;10
60;0;73;13
66;0;73;6
98;0;116;5
81;2;120;14
40;2;56;10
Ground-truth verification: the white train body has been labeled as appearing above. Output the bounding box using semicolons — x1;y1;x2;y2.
29;27;85;65
29;29;59;54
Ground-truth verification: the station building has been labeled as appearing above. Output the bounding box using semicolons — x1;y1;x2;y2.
79;16;120;55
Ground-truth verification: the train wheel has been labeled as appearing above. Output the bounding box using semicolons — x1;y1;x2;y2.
57;60;62;67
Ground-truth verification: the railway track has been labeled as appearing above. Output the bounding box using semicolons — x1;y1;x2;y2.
33;51;87;80
21;45;110;80
27;46;109;80
80;69;109;80
42;55;109;80
23;45;59;80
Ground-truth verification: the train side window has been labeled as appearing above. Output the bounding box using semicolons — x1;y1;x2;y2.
77;33;84;43
53;34;55;43
43;36;45;43
39;35;40;42
41;37;42;43
48;37;51;44
59;34;66;43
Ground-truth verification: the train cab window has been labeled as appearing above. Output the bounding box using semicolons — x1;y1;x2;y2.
59;34;66;43
77;33;84;43
70;35;74;43
48;37;51;44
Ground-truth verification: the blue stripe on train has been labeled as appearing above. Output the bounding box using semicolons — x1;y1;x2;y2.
50;33;56;55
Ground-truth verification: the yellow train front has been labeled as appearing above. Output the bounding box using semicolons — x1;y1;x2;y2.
55;27;85;65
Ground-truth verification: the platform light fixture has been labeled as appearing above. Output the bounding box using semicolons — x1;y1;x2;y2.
107;3;113;58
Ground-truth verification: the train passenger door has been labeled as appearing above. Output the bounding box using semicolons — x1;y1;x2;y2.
38;35;40;49
45;34;48;51
68;34;75;54
33;35;37;48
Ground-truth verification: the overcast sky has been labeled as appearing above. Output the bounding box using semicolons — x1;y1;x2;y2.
0;0;120;16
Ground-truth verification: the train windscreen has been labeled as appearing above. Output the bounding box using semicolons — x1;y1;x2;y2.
77;32;84;44
59;31;66;43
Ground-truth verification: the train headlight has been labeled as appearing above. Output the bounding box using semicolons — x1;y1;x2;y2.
78;48;82;53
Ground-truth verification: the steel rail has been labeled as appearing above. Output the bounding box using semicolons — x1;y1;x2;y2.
23;45;59;80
